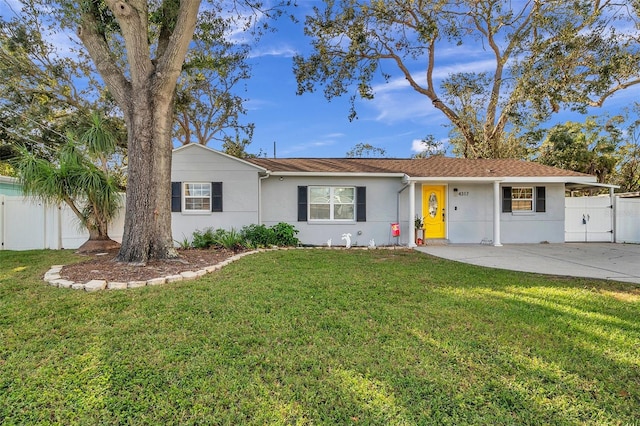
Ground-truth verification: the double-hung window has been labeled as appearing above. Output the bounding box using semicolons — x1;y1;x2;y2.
502;186;546;213
184;183;211;212
511;187;533;212
309;186;355;221
171;181;223;213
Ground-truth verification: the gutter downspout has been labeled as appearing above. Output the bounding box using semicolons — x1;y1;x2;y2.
408;180;416;248
258;172;271;225
397;183;409;225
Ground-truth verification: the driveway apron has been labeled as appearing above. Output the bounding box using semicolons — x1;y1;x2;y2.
415;243;640;284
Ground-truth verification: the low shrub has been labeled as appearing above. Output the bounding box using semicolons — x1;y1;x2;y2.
215;228;244;252
270;222;299;247
191;227;216;249
189;223;300;250
241;224;275;247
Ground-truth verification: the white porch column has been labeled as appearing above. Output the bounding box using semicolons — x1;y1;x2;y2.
493;180;502;247
408;181;416;247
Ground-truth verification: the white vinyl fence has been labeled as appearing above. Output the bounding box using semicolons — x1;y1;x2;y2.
0;195;124;250
616;197;640;244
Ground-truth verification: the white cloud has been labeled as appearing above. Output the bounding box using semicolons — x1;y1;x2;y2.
249;44;298;59
280;133;342;155
245;98;275;111
411;137;449;154
411;139;428;153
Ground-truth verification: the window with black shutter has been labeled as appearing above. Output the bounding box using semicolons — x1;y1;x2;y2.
297;186;307;221
211;182;223;212
535;186;546;212
171;182;182;212
297;185;366;222
503;186;546;213
356;186;366;222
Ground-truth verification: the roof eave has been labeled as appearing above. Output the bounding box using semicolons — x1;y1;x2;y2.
268;171;407;178
405;176;596;183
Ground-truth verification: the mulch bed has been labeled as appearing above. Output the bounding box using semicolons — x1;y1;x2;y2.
60;248;239;283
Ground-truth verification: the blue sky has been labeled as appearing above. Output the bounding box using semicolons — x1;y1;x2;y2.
1;0;637;159
240;1;639;159
243;5;458;158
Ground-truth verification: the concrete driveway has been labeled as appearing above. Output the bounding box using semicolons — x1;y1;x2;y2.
415;243;640;284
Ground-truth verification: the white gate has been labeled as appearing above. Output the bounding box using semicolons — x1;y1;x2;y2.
565;196;613;242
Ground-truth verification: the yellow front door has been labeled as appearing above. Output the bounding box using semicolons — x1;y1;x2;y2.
422;186;446;239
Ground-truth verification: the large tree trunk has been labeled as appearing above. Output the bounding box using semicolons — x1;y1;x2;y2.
116;85;177;263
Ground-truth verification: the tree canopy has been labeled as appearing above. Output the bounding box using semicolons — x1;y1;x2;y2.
0;3;111;160
346;142;387;157
294;0;640;159
536;117;622;184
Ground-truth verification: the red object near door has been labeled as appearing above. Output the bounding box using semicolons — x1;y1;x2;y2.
391;223;400;237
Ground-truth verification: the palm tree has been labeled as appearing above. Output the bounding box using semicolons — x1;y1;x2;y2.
14;112;125;252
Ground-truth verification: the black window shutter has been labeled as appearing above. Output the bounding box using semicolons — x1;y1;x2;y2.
356;186;366;222
535;186;546;213
502;186;512;213
171;182;181;212
297;186;307;221
211;182;223;212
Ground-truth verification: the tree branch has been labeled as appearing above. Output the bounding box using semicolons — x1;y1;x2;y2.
77;9;131;113
154;0;200;95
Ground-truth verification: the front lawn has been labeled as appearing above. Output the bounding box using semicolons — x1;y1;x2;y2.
1;248;638;424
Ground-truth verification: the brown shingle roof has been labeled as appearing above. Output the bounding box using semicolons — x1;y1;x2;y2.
247;157;591;178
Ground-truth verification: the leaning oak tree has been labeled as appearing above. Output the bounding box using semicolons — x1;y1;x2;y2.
73;0;200;263
12;0;285;263
294;0;640;159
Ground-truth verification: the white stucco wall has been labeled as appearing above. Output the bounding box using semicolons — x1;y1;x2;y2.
261;178;568;246
261;176;408;247
446;183;493;243
441;182;566;244
171;145;262;243
500;183;566;244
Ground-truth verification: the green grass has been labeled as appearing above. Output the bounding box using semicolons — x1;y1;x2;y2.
1;248;639;425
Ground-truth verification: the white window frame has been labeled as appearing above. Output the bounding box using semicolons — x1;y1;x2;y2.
183;182;211;213
308;186;356;222
511;186;534;212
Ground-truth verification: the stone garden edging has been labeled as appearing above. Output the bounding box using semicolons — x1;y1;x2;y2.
43;249;264;292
